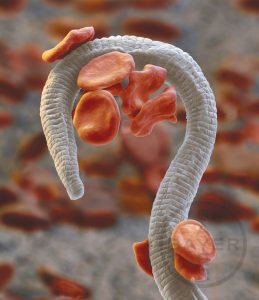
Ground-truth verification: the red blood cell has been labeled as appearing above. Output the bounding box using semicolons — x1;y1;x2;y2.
244;100;259;117
216;130;245;145
230;0;259;14
43;0;72;7
0;262;15;289
77;51;135;91
81;210;117;228
0;77;26;104
241;121;259;144
144;162;168;193
171;219;216;265
190;192;255;223
73;90;120;145
0;186;18;207
0;110;14;129
174;253;207;282
118;64;167;118
46;17;111;40
250;215;259;233
133;239;153;277
0;0;26;15
130;86;177;137
74;0;124;13
121;123;171;167
38;268;91;298
201;167;223;184
42;27;95;63
17;132;47;163
1;211;50;232
122;17;181;42
131;0;177;9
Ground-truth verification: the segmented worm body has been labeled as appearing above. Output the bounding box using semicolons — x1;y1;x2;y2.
40;36;217;300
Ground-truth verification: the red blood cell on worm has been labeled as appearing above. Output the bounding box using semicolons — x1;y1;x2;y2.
0;262;15;289
38;268;91;298
0;110;14;130
78;51;135;91
0;0;26;15
171;219;216;265
73;90;120;145
122;17;181;42
42;26;95;63
119;64;167;118
133;239;153;277
130;86;177;137
174;253;207;282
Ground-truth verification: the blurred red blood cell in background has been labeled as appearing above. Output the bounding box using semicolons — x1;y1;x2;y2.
241;121;259;144
130;86;177;137
0;262;15;289
190;191;255;223
121;123;171;167
0;0;26;15
38;268;91;298
46;17;111;40
122;17;181;42
0;110;14;129
216;130;245;145
250;215;259;233
74;0;124;13
131;0;177;9
73;90;120;145
17;132;47;163
78;51;135;91
230;0;259;14
42;27;95;63
117;64;167;118
43;0;72;7
0;186;18;207
144;162;168;193
0;78;26;104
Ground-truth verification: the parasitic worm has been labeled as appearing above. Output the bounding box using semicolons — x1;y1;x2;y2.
40;35;217;300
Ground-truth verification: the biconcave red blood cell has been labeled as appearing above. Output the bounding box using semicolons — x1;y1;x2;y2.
133;239;153;277
17;132;47;163
130;86;177;137
42;27;95;63
122;17;181;42
73;90;120;145
0;262;15;289
0;110;14;130
38;268;91;298
77;51;135;91
0;0;26;15
171;219;216;265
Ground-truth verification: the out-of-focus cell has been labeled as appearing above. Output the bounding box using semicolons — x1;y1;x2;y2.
0;262;15;289
143;162;168;193
0;0;26;15
0;186;18;207
190;191;255;223
215;57;255;90
174;253;207;282
121;123;171;167
132;239;153;277
38;268;91;298
1;210;50;232
0;110;14;130
230;0;259;15
250;215;259;233
171;219;216;265
0;292;26;300
42;26;95;63
73;90;120;145
122;17;181;42
0;77;26;104
130;86;177;137
216;130;244;145
43;0;72;7
241;121;259;144
46;17;111;40
118;176;152;214
118;64;167;118
74;0;124;13
77;51;135;91
17;132;47;163
131;0;176;9
244;99;259;117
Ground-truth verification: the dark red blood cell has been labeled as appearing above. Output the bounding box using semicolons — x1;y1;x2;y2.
231;0;259;14
216;130;245;145
144;162;168;193
174;253;207;282
250;216;259;233
130;86;177;137
190;191;255;223
46;17;111;40
0;110;14;129
122;17;181;42
171;219;216;265
77;51;135;91
0;77;26;104
17;132;47;163
0;0;26;15
0;186;18;207
131;0;177;9
1;211;50;232
42;26;95;63
0;262;15;289
133;239;153;277
38;268;91;298
73;90;120;145
201;167;223;184
121;123;171;167
177;108;187;124
74;0;124;13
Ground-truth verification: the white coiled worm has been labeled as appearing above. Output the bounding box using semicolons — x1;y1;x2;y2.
40;36;217;300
